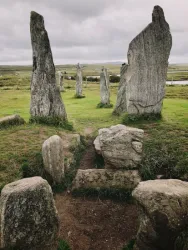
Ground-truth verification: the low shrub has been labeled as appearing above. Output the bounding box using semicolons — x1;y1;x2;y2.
122;113;162;124
96;102;113;109
57;239;71;250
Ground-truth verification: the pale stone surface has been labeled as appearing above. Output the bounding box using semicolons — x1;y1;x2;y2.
94;124;144;169
118;6;172;115
0;177;59;250
132;179;188;250
93;136;101;155
30;11;67;120
75;63;83;97
0;114;25;128
58;71;65;92
100;67;110;105
113;63;128;115
42;135;64;184
72;169;141;190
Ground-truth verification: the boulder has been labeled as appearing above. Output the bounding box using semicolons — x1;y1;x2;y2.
100;67;110;105
0;114;25;128
42;135;64;184
72;169;141;191
94;124;144;169
0;177;59;250
132;179;188;250
30;11;67;120
113;63;128;115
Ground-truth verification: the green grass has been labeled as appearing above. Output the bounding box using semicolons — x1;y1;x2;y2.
0;82;187;188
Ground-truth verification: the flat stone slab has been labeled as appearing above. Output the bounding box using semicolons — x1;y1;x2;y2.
72;169;141;191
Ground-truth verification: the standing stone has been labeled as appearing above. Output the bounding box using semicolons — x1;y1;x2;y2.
42;135;64;184
113;63;128;114
132;180;188;250
75;63;83;97
30;11;67;120
117;6;172;115
58;71;65;92
0;177;59;250
99;67;110;105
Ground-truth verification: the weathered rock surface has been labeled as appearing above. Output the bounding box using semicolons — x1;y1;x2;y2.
42;135;64;184
0;114;25;128
94;124;144;169
113;63;128;114
72;169;141;190
100;67;110;105
132;179;188;250
75;63;83;97
0;177;59;250
120;6;172;115
58;71;65;92
30;11;67;120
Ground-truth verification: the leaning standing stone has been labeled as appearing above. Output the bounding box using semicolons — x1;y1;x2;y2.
0;177;59;250
99;67;110;106
30;11;67;120
42;135;64;184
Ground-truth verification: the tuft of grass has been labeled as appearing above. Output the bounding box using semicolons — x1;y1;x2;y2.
74;94;85;99
96;102;113;109
29;116;73;131
57;239;71;250
122;113;162;124
122;239;136;250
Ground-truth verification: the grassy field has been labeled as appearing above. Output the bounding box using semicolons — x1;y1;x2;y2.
0;82;188;189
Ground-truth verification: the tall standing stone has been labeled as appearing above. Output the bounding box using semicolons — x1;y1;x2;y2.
115;6;172;115
75;63;83;97
58;71;65;92
30;11;67;120
99;67;110;105
0;177;59;250
113;63;127;114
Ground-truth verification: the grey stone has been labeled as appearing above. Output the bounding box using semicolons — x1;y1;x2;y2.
0;177;59;250
30;11;67;120
132;179;188;250
117;6;172;115
42;135;64;184
58;71;65;92
100;67;110;105
72;169;141;191
95;124;144;169
75;63;83;97
113;63;128;115
0;114;25;128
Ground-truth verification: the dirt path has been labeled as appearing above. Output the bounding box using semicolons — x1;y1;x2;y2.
55;193;138;250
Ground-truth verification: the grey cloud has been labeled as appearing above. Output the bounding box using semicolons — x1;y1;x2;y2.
0;0;188;64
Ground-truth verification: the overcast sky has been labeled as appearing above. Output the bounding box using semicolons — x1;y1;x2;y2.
0;0;188;65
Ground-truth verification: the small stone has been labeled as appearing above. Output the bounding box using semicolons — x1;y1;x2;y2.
0;114;25;128
42;135;64;184
0;177;59;250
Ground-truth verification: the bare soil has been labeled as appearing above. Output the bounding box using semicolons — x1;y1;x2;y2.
55;193;138;250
